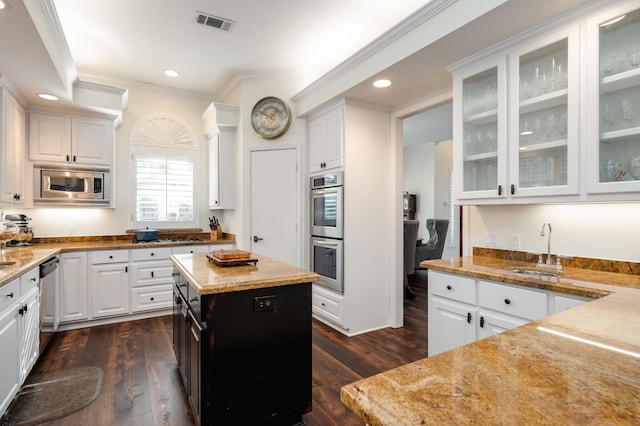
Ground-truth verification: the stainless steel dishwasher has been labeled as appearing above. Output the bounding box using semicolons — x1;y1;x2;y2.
39;256;59;354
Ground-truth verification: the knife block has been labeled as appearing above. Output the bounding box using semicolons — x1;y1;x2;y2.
210;227;223;241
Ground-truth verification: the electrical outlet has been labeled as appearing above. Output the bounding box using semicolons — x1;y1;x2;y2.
508;234;521;250
484;232;498;248
253;295;276;312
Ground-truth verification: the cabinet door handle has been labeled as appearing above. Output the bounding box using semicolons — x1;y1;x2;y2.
19;306;24;316
109;255;113;259
480;316;485;328
31;277;36;282
151;271;154;278
150;297;155;301
125;266;128;273
504;298;511;305
446;285;452;290
498;185;502;196
510;184;515;195
73;155;77;162
467;312;472;323
5;292;13;298
150;252;155;256
66;154;70;162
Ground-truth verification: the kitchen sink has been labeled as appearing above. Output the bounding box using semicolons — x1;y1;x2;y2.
505;267;560;278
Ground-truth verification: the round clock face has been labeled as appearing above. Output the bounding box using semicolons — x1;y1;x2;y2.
251;96;292;139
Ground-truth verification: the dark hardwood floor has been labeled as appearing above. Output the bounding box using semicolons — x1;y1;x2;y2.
26;276;427;425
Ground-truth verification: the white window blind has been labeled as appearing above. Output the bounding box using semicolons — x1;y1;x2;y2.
133;146;195;224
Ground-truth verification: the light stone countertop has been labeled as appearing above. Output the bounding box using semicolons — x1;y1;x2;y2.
341;255;640;425
171;252;320;294
0;235;235;287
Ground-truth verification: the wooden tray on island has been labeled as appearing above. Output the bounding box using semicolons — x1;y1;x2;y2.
207;249;258;267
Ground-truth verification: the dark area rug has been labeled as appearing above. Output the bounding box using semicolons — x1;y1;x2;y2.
1;366;103;426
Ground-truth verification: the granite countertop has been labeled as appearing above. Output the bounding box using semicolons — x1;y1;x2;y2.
0;234;236;287
171;252;320;295
341;251;640;425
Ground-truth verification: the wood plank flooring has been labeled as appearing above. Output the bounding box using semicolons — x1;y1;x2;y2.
24;278;427;425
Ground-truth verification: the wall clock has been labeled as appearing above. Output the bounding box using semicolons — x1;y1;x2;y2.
251;96;292;139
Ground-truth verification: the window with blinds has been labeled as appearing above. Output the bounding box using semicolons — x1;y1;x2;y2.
132;145;196;226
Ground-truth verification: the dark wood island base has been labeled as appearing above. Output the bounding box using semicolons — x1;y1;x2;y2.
171;253;319;425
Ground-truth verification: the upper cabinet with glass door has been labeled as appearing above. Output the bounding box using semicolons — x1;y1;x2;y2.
587;2;640;196
508;26;580;198
453;56;508;201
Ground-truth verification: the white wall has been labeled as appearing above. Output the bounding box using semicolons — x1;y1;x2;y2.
222;71;308;258
403;143;435;242
466;203;640;262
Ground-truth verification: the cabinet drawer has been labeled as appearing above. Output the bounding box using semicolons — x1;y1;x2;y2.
132;247;171;261
478;280;547;321
429;271;476;305
20;267;39;294
312;285;344;325
0;278;20;311
91;249;130;264
130;261;174;287
131;284;173;312
171;245;211;255
553;294;590;313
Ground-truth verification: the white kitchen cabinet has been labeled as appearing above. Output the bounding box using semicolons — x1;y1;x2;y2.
308;104;344;173
428;270;593;356
19;286;39;382
0;84;26;205
428;271;477;356
29;112;114;166
507;26;580;198
202;102;238;210
452;25;579;203
586;2;640;196
59;251;89;323
0;279;20;417
0;269;40;418
308;100;390;336
90;249;130;319
208;127;236;209
131;247;172;313
552;293;590;313
312;284;345;326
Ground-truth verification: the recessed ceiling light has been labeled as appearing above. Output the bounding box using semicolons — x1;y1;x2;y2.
0;1;8;11
373;79;392;88
164;69;179;77
38;93;58;101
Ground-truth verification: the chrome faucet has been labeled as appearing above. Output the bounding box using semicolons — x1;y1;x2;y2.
539;222;552;266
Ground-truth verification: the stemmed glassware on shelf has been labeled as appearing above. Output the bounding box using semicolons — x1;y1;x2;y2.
0;220;18;256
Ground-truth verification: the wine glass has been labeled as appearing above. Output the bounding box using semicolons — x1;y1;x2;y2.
0;221;18;255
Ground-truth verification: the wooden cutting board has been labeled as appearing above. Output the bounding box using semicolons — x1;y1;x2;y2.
210;249;251;260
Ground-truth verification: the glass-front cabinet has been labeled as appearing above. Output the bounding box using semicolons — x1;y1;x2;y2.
508;27;580;198
453;27;578;202
454;57;507;200
587;2;640;195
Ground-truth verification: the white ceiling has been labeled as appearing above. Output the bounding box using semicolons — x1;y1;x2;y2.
1;0;595;144
51;0;430;96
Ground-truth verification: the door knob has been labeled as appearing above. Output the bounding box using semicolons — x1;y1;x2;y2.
253;235;264;243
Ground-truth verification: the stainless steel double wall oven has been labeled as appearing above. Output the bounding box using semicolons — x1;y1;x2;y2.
310;171;344;293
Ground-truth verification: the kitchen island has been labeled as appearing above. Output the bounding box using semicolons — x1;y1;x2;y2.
171;252;320;425
341;252;640;425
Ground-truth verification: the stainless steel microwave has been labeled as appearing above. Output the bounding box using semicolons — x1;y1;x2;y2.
34;165;110;206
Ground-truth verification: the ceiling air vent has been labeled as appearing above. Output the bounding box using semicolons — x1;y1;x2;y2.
195;11;235;32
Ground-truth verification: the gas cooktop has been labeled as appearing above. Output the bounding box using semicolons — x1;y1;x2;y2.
132;238;205;244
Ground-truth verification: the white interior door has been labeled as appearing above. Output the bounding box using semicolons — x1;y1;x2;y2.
249;148;299;266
